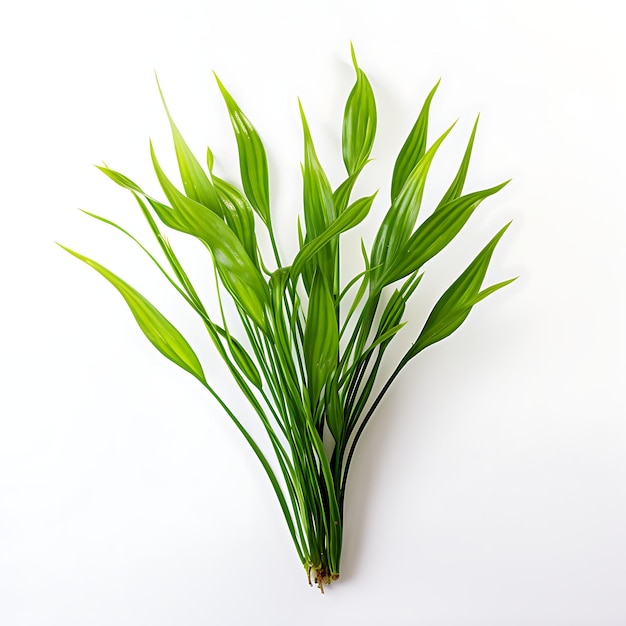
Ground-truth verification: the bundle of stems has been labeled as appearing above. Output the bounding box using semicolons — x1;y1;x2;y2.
61;47;514;591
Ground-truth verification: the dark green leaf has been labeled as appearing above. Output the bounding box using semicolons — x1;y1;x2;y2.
303;270;338;408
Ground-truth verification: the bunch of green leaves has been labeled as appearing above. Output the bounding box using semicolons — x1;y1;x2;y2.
61;46;514;591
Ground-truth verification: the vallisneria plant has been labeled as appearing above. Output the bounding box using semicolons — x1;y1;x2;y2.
61;46;514;592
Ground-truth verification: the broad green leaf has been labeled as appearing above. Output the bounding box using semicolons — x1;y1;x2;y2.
370;122;455;285
405;222;515;359
150;142;270;332
303;270;338;408
342;44;377;176
59;244;206;383
292;192;377;279
156;76;223;215
381;180;510;287
391;79;440;200
214;74;271;225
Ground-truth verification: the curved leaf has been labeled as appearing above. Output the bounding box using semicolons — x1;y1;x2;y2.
59;245;206;383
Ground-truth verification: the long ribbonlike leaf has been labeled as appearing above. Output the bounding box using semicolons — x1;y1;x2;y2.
303;270;338;409
59;244;206;383
342;44;377;176
215;74;271;226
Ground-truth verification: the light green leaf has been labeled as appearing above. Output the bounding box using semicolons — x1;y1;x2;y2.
436;115;479;210
214;74;271;226
391;79;440;200
342;44;377;176
405;222;515;359
156;76;223;215
381;180;510;287
150;143;270;332
59;244;206;383
370;122;455;287
292;192;377;279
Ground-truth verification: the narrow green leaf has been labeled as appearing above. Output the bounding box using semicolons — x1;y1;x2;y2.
214;74;271;225
405;222;514;359
299;101;336;238
333;171;360;215
59;244;206;383
299;101;337;287
436;114;479;210
156;76;223;215
391;79;440;200
382;180;510;287
304;270;339;408
292;192;377;279
370;122;455;286
342;44;377;176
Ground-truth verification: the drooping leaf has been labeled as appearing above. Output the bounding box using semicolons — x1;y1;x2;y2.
59;244;206;383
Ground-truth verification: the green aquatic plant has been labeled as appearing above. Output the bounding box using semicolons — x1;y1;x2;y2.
61;46;515;592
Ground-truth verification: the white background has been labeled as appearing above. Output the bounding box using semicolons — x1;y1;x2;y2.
1;1;625;624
